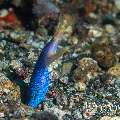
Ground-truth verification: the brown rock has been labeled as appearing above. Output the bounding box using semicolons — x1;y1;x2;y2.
108;64;120;79
73;68;88;82
0;73;20;101
73;57;100;82
91;38;117;69
79;57;100;73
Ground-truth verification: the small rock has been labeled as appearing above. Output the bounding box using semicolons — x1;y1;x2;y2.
9;86;21;101
73;68;88;82
0;112;4;118
10;60;23;69
73;57;100;82
0;49;4;55
83;108;95;120
61;62;73;75
49;60;60;72
39;42;45;49
105;24;116;34
89;12;98;19
0;73;20;101
59;76;69;84
47;90;56;98
79;57;100;74
56;94;68;108
0;80;13;90
32;42;40;49
14;67;29;80
36;27;48;38
0;73;10;83
88;26;102;38
28;50;35;60
9;30;27;43
0;40;6;48
69;36;79;45
91;39;117;69
74;82;86;91
108;64;120;79
3;88;10;93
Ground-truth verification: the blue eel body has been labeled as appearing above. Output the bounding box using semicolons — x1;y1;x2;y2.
25;39;58;108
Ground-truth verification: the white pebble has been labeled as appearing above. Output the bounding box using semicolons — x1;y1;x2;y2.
3;88;10;93
75;82;86;91
88;28;102;38
105;24;115;34
0;112;4;118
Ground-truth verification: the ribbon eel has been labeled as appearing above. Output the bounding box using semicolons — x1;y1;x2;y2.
25;35;69;108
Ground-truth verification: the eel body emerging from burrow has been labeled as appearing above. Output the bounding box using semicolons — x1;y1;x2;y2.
24;37;68;108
